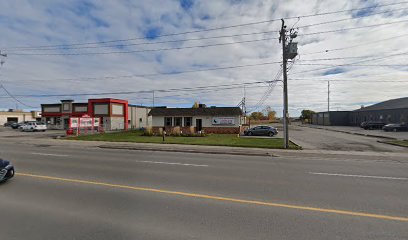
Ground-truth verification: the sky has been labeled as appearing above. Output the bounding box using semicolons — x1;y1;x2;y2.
0;0;407;117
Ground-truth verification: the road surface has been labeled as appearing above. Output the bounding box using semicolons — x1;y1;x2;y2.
0;140;407;239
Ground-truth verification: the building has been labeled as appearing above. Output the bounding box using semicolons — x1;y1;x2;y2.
41;99;151;130
148;105;244;134
311;97;408;126
128;104;152;130
0;109;41;125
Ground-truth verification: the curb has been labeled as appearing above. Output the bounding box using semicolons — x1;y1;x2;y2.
98;145;275;157
377;140;408;148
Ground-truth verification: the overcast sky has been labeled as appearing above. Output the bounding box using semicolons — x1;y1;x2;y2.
0;0;407;116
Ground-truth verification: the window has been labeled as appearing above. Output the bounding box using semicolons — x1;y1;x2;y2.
165;117;172;126
63;103;70;111
184;117;192;127
174;117;182;126
139;118;143;122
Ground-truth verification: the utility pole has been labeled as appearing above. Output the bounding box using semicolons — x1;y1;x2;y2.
280;19;289;149
327;81;330;113
279;19;298;149
152;90;155;107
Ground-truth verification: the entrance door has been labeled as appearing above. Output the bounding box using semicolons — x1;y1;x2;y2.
196;119;202;132
63;118;69;129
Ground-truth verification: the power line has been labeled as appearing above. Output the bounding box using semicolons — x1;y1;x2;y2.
301;33;408;55
7;6;408;52
8;37;279;56
0;79;281;99
0;84;36;108
297;7;408;29
3;1;408;50
4;60;283;83
295;63;407;67
299;18;408;37
291;51;408;75
9;18;408;56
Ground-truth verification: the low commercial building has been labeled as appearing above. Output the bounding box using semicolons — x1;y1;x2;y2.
149;105;244;134
41;99;151;130
128;104;152;130
0;109;41;125
311;97;408;126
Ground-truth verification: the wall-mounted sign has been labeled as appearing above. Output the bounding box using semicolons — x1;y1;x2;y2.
212;117;235;125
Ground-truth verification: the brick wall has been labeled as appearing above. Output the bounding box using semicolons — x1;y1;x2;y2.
202;127;240;134
152;126;241;134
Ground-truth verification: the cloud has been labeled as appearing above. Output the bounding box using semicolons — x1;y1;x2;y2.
0;0;407;117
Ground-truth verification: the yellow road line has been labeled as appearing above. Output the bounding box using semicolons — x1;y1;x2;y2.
16;172;408;222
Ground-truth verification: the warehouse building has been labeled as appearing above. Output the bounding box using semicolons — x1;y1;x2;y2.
148;105;244;134
311;97;408;126
41;99;151;130
0;109;41;126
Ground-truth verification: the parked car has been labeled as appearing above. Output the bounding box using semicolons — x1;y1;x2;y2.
382;123;408;132
244;126;278;137
3;122;16;127
0;159;14;182
360;121;386;130
20;122;47;132
12;121;33;129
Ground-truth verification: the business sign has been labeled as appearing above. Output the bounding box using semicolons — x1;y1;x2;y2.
70;117;100;128
212;117;235;125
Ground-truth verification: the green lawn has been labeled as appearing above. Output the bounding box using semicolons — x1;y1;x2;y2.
384;140;408;148
68;130;301;149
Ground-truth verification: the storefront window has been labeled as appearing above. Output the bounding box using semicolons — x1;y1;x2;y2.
165;117;172;126
174;117;182;126
184;117;192;127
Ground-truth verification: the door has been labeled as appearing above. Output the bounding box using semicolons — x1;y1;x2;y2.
196;119;202;132
63;118;69;130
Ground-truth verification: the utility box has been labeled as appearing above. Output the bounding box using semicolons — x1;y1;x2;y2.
286;42;298;59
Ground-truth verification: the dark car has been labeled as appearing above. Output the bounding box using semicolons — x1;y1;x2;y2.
244;126;278;137
382;123;408;132
360;121;386;130
3;122;16;127
0;159;14;182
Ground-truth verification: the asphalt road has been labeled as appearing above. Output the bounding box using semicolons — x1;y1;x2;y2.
0;139;407;240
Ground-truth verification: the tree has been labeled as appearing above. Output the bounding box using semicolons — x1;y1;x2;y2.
268;110;277;121
300;109;316;123
250;112;265;120
192;102;199;108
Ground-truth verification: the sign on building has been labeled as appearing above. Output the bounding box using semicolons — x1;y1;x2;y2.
212;117;235;125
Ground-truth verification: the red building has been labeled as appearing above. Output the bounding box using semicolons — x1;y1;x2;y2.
41;98;129;130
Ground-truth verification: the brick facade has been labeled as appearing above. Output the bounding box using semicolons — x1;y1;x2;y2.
152;126;241;134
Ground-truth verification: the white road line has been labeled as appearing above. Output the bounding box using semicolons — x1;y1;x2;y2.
136;160;208;167
31;152;69;157
309;172;408;181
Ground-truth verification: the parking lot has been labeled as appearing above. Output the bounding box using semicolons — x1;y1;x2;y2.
0;127;65;140
247;123;408;152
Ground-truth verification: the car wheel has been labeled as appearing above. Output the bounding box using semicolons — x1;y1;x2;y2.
393;128;397;132
268;132;274;137
248;132;253;136
8;169;14;178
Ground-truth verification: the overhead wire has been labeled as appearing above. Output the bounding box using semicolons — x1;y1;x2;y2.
3;1;408;50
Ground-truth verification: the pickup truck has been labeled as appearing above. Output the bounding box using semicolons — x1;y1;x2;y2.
20;122;47;132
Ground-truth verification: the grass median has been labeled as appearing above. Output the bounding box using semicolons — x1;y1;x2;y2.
68;130;301;149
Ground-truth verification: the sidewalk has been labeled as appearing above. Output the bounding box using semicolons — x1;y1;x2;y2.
14;137;408;159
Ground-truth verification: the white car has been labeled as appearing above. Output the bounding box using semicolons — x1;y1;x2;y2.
20;122;47;132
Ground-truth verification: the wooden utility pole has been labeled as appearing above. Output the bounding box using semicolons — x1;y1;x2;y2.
280;19;289;149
